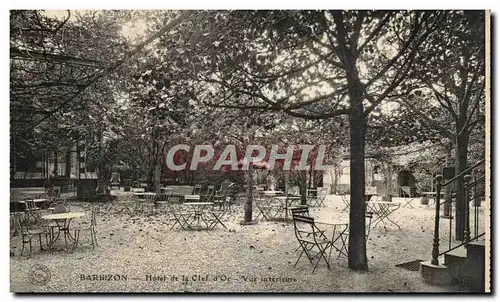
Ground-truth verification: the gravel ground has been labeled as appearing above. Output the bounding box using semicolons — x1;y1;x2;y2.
10;194;485;293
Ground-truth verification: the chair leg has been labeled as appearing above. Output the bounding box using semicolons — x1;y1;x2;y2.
93;230;98;247
313;243;332;273
74;230;80;248
90;232;95;250
38;234;43;251
21;238;25;256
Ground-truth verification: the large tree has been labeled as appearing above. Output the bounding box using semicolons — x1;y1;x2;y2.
171;10;444;270
399;11;485;240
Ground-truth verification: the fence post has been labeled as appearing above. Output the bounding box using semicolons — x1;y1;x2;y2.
463;174;471;247
431;175;443;265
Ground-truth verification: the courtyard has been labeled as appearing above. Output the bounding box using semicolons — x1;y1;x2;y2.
9;192;485;293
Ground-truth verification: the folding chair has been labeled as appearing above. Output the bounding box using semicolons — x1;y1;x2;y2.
255;196;282;221
167;204;193;230
113;194;135;216
203;185;215;202
142;194;157;215
306;189;317;206
341;194;350;212
156;191;172;215
193;185;202;195
292;215;332;273
366;199;401;230
207;203;228;230
290;207;327;251
400;186;414;208
212;188;228;211
316;188;328;207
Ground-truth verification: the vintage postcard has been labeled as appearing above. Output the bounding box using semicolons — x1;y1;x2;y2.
9;9;490;293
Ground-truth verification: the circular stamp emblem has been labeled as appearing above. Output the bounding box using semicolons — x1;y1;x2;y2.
28;264;51;286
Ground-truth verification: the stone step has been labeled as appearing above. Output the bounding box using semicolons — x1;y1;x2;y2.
444;246;467;267
420;256;448;286
467;240;485;261
465;240;486;292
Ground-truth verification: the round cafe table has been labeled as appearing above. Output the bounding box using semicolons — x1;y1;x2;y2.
41;212;85;251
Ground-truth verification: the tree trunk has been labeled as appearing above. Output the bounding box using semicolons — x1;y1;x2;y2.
333;166;339;194
308;168;313;189
455;133;469;240
76;143;82;198
443;144;453;218
348;106;368;271
385;160;393;197
53;150;58;177
154;161;161;194
244;165;254;222
300;170;307;205
65;150;71;178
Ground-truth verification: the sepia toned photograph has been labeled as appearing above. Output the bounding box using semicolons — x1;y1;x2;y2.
9;9;490;293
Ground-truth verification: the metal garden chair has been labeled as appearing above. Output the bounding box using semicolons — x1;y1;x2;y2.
167;203;193;230
341;194;350;212
207;201;229;230
292;214;332;273
203;185;215;202
73;210;98;249
16;216;51;256
193;184;202;195
308;188;327;207
400;186;415;208
114;194;135;216
156;190;172;215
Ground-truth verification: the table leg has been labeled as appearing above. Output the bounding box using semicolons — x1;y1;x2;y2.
63;219;78;250
47;221;62;250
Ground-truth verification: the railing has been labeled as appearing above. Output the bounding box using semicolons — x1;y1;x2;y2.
431;160;485;265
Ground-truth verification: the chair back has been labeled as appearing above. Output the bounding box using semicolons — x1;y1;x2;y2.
158;191;171;202
218;180;231;192
110;172;121;184
67;181;75;193
145;194;157;204
400;186;411;197
15;216;29;233
52;204;68;214
292;215;318;240
25;199;38;212
306;189;317;197
46;188;60;199
206;185;215;196
290;206;310;217
193;185;202;195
